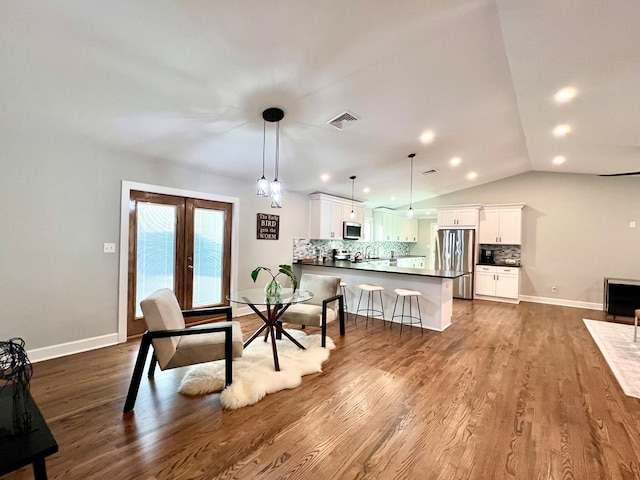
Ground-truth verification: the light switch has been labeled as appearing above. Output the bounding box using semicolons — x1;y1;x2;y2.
103;243;116;253
631;221;637;228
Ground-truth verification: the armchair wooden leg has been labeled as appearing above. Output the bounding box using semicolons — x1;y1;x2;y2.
148;353;158;378
338;296;345;336
123;333;152;413
224;327;233;386
321;318;327;348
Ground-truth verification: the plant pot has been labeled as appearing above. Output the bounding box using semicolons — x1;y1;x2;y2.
264;279;282;298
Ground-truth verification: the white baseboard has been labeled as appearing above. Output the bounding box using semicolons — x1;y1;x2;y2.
25;296;603;363
474;294;520;305
519;295;602;311
28;333;119;363
28;306;262;363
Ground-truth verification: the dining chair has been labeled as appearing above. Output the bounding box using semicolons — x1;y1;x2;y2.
123;288;244;413
279;274;345;347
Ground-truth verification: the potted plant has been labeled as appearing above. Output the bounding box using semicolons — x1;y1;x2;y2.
251;264;298;297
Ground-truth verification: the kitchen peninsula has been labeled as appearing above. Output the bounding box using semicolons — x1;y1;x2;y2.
294;260;468;331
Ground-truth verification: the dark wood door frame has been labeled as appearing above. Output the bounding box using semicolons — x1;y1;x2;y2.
126;191;233;337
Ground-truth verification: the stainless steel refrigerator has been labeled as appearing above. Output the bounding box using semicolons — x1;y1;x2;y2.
435;229;475;299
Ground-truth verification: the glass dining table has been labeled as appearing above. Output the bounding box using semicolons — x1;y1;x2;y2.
227;288;313;371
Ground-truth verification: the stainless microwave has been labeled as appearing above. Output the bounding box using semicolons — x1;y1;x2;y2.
343;221;362;240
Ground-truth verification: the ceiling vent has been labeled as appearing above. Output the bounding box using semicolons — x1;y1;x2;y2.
421;169;439;176
326;111;359;130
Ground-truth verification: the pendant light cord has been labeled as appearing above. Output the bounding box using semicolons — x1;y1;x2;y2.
275;120;280;180
261;120;266;178
408;153;416;217
349;175;356;216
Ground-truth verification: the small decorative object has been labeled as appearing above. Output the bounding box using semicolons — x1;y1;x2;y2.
251;264;298;298
0;337;33;438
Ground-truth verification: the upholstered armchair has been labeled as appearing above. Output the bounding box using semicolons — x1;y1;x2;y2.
279;274;345;347
123;288;243;413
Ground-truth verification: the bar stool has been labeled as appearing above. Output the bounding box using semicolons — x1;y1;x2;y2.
391;289;423;334
340;281;349;320
356;284;385;327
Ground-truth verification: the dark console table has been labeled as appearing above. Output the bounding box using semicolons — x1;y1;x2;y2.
0;385;58;479
604;277;640;318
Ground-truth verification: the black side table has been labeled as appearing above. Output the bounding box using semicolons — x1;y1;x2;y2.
0;385;58;480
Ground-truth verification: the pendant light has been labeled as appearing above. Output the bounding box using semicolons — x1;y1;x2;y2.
256;120;269;196
259;107;285;208
349;175;356;220
269;112;283;208
407;153;415;219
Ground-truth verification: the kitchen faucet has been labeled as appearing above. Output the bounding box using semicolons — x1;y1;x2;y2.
364;245;374;259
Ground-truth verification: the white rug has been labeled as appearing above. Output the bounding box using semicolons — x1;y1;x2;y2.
583;319;640;399
178;329;335;409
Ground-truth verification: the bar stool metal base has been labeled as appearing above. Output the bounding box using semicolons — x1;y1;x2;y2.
340;282;350;321
356;284;385;328
391;289;423;334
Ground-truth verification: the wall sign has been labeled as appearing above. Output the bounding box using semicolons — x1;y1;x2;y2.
257;213;280;240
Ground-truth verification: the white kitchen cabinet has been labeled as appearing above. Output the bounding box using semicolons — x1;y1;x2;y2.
373;209;394;241
373;209;418;242
401;217;419;242
474;265;520;301
397;257;425;268
479;205;524;244
309;193;364;240
436;206;480;228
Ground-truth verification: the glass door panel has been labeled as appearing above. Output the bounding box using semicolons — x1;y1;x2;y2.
128;191;232;337
135;203;177;317
192;208;224;307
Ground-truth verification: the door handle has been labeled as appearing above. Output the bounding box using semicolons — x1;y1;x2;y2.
187;265;194;270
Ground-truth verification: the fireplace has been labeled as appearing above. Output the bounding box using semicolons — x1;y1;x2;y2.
604;278;640;317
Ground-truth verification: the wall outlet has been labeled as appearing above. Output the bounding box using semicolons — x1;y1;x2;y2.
103;243;116;253
630;221;636;228
551;285;558;292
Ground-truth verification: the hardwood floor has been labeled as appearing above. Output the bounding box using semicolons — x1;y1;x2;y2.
5;300;640;479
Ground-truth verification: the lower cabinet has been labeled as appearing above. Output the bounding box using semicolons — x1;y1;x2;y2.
397;257;426;269
475;266;520;301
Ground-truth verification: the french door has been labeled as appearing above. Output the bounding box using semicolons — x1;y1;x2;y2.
127;190;232;337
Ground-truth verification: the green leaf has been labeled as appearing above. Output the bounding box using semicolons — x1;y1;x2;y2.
278;264;298;291
251;266;272;283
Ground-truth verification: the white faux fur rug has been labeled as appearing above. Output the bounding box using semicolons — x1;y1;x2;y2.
583;319;640;399
178;329;335;409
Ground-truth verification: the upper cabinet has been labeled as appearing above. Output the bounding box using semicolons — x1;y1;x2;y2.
436;205;480;228
479;204;524;244
309;193;364;240
373;209;418;242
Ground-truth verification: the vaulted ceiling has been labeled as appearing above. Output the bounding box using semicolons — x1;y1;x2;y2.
2;1;638;209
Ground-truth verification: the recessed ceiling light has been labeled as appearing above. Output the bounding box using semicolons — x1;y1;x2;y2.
320;173;330;182
363;187;370;193
554;87;577;103
420;130;435;144
450;156;461;167
553;156;566;165
553;124;572;137
467;172;477;180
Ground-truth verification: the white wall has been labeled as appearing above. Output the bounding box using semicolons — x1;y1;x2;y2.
0;132;309;354
413;171;640;306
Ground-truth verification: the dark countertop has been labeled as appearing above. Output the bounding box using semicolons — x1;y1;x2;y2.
296;259;468;279
476;263;522;268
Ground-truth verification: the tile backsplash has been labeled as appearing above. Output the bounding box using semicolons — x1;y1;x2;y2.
480;244;521;264
293;238;411;261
